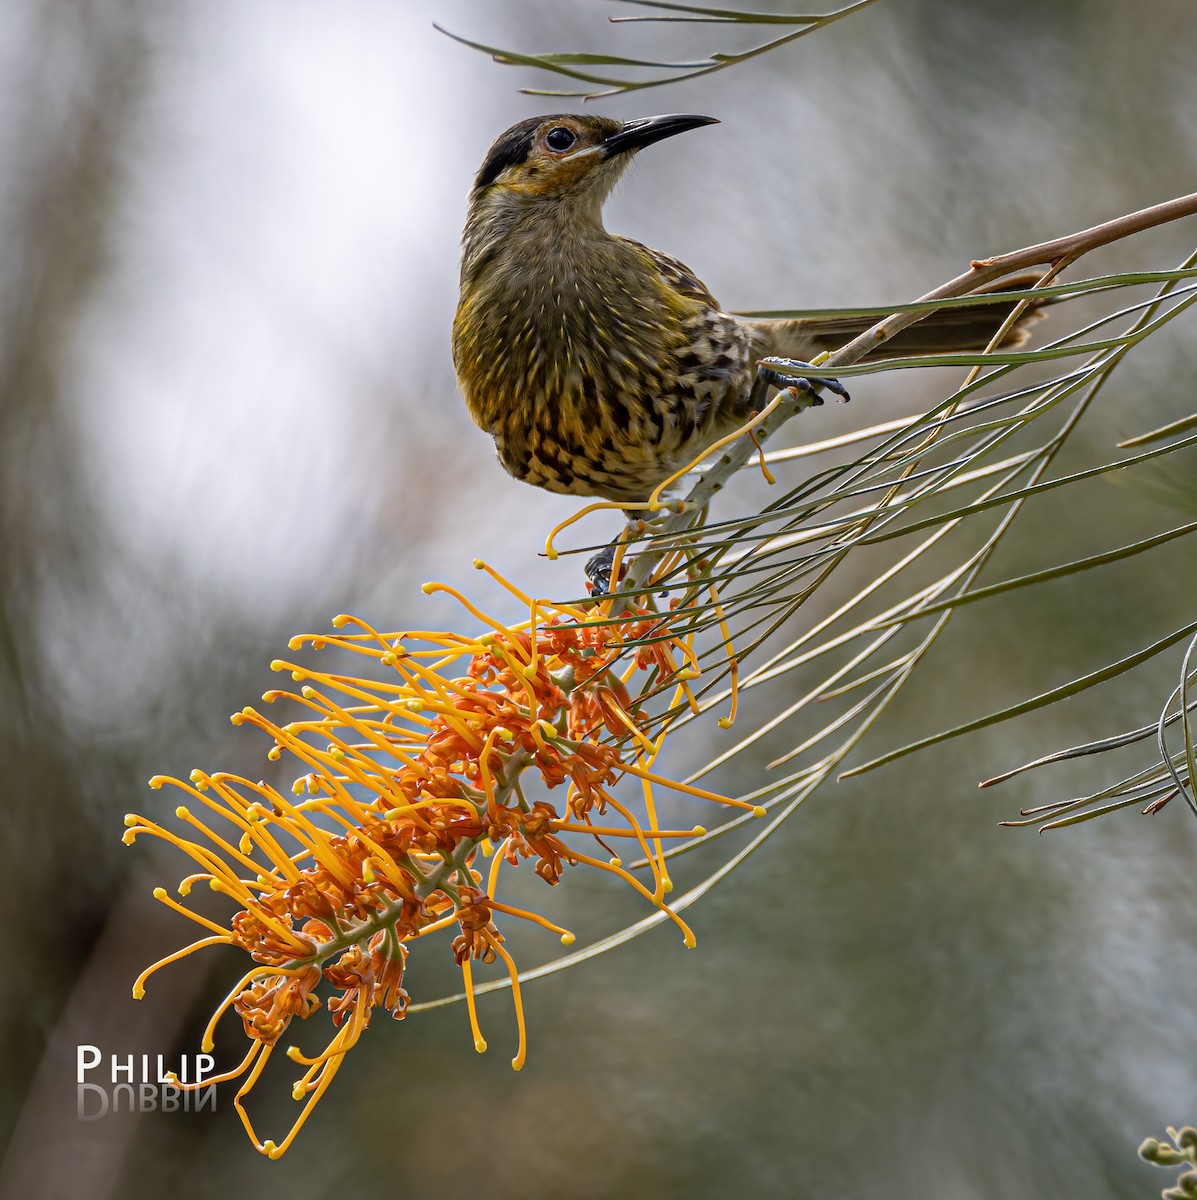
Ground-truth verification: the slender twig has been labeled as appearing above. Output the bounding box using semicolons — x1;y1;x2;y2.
834;191;1197;362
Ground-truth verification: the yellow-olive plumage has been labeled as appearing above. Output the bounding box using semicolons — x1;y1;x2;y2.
453;113;1041;505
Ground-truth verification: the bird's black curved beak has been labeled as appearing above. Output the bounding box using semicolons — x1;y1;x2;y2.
601;114;719;158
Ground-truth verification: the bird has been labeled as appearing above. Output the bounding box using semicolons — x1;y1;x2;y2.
452;112;1043;517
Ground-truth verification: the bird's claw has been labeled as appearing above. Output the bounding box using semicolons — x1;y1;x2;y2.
585;543;621;596
758;359;850;405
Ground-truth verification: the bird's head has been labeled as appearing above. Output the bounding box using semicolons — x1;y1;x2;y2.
472;112;718;202
461;113;718;277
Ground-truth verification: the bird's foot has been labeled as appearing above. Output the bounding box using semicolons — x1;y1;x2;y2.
585;541;624;596
585;508;661;595
757;358;850;405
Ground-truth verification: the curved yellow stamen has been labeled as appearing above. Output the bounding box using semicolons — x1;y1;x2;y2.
142;836;249;913
707;580;739;729
595;788;667;899
461;957;487;1053
421;579;517;636
598;689;654;756
485;836;511;898
549;821;699;838
616;761;762;814
166;1038;262;1092
231;1040;276;1155
409;912;459;939
132;934;232;1000
646;389;785;513
487;898;574;944
329;612;401;654
482;930;527;1070
476;724;510;814
473;559;536;607
207;737;356;891
267;688;425;778
565;847;695;947
202;774;308;882
543;500;650;561
748;426;775;484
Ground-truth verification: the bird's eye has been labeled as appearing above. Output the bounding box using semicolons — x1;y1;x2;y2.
544;126;577;152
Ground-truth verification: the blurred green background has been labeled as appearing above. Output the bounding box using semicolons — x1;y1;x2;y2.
2;1;1195;1196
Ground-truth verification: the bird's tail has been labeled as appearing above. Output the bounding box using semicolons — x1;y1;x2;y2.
743;271;1050;363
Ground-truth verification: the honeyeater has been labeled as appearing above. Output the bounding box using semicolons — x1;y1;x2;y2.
453;113;1042;508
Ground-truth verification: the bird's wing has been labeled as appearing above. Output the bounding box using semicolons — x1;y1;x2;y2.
617;237;721;309
743;271;1050;362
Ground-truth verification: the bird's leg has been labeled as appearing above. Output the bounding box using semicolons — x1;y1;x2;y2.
753;357;850;411
585;509;645;595
585;502;686;596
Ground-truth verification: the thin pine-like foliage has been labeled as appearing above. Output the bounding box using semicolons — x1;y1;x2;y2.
423;1;1197;1005
421;257;1197;1011
437;0;882;100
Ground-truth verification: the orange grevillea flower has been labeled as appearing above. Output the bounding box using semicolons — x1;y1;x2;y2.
125;561;758;1158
